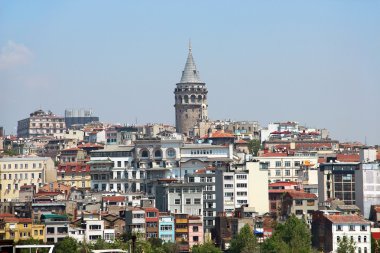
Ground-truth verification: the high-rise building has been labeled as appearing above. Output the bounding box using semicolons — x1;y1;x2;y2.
174;44;208;135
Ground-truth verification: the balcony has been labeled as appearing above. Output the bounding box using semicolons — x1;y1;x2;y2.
175;219;188;224
176;228;188;233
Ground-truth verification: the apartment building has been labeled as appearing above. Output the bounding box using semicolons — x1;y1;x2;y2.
89;145;135;193
17;109;66;138
134;135;182;195
216;161;269;215
0;157;56;202
281;191;318;226
175;213;190;252
156;183;203;216
185;170;216;233
355;162;380;218
312;212;371;253
125;207;146;238
319;162;360;205
188;216;204;249
0;216;44;242
57;162;91;189
41;214;69;243
158;213;175;243
82;211;106;242
179;143;234;179
253;153;318;184
145;207;159;239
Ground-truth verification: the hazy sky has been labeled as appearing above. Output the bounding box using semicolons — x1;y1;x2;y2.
0;1;379;144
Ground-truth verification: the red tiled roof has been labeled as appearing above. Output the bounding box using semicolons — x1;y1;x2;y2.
336;154;360;162
103;196;126;202
269;182;298;187
0;213;15;218
269;189;296;194
325;215;370;224
235;139;248;144
200;131;234;139
286;191;317;199
260;152;288;157
18;218;32;223
318;157;327;163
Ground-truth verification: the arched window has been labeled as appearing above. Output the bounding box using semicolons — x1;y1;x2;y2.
364;236;367;242
167;149;176;158
177;96;182;104
190;95;196;103
337;236;340;242
154;149;162;158
358;236;361;242
184;95;189;103
141;150;149;158
198;95;202;103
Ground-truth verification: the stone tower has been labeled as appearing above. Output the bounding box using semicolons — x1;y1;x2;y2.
174;44;208;135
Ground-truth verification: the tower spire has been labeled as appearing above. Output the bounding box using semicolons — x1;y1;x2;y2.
179;41;202;83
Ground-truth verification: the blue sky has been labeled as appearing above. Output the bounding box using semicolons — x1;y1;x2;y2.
0;1;379;144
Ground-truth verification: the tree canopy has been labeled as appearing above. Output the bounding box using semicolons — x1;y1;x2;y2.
262;215;311;253
228;223;258;253
336;236;356;253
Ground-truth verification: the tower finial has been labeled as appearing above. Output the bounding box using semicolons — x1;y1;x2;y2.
189;39;192;52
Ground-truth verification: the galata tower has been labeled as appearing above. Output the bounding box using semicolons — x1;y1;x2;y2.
174;44;208;135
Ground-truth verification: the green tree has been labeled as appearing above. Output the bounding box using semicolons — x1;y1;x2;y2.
192;242;222;253
262;215;311;253
337;236;356;253
54;237;78;253
248;139;261;155
17;238;48;253
228;224;258;253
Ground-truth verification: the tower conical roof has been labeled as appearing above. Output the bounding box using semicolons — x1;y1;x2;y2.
179;45;203;83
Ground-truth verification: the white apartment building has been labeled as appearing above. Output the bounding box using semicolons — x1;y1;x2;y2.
89;146;137;193
82;212;106;242
179;143;234;179
215;170;249;214
355;162;380;218
216;161;269;215
0;157;56;202
253;154;318;184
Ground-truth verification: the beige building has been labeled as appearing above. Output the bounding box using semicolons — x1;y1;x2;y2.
247;161;269;214
0;157;56;202
17;109;66;138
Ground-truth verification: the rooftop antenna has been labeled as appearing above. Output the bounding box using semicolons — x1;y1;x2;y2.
189;38;192;52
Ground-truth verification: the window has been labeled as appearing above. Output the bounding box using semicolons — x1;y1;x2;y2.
189;177;194;182
295;210;303;215
364;236;367;243
154;149;162;157
225;192;233;197
47;227;55;234
337;236;340;242
285;170;290;176
193;226;199;232
160;225;173;231
237;192;247;196
186;198;191;205
237;183;247;188
361;225;367;231
358;236;361;242
167;149;176;157
224;184;233;188
224;176;233;180
117;161;121;167
275;161;281;167
364;247;367;253
295;200;303;206
284;161;291;167
175;199;181;205
193;236;199;242
294;161;301;167
276;170;281;176
23;224;28;228
337;225;342;231
146;212;156;218
349;225;355;231
236;174;247;180
194;198;201;205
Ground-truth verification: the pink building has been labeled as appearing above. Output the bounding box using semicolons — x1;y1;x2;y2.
188;215;204;249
